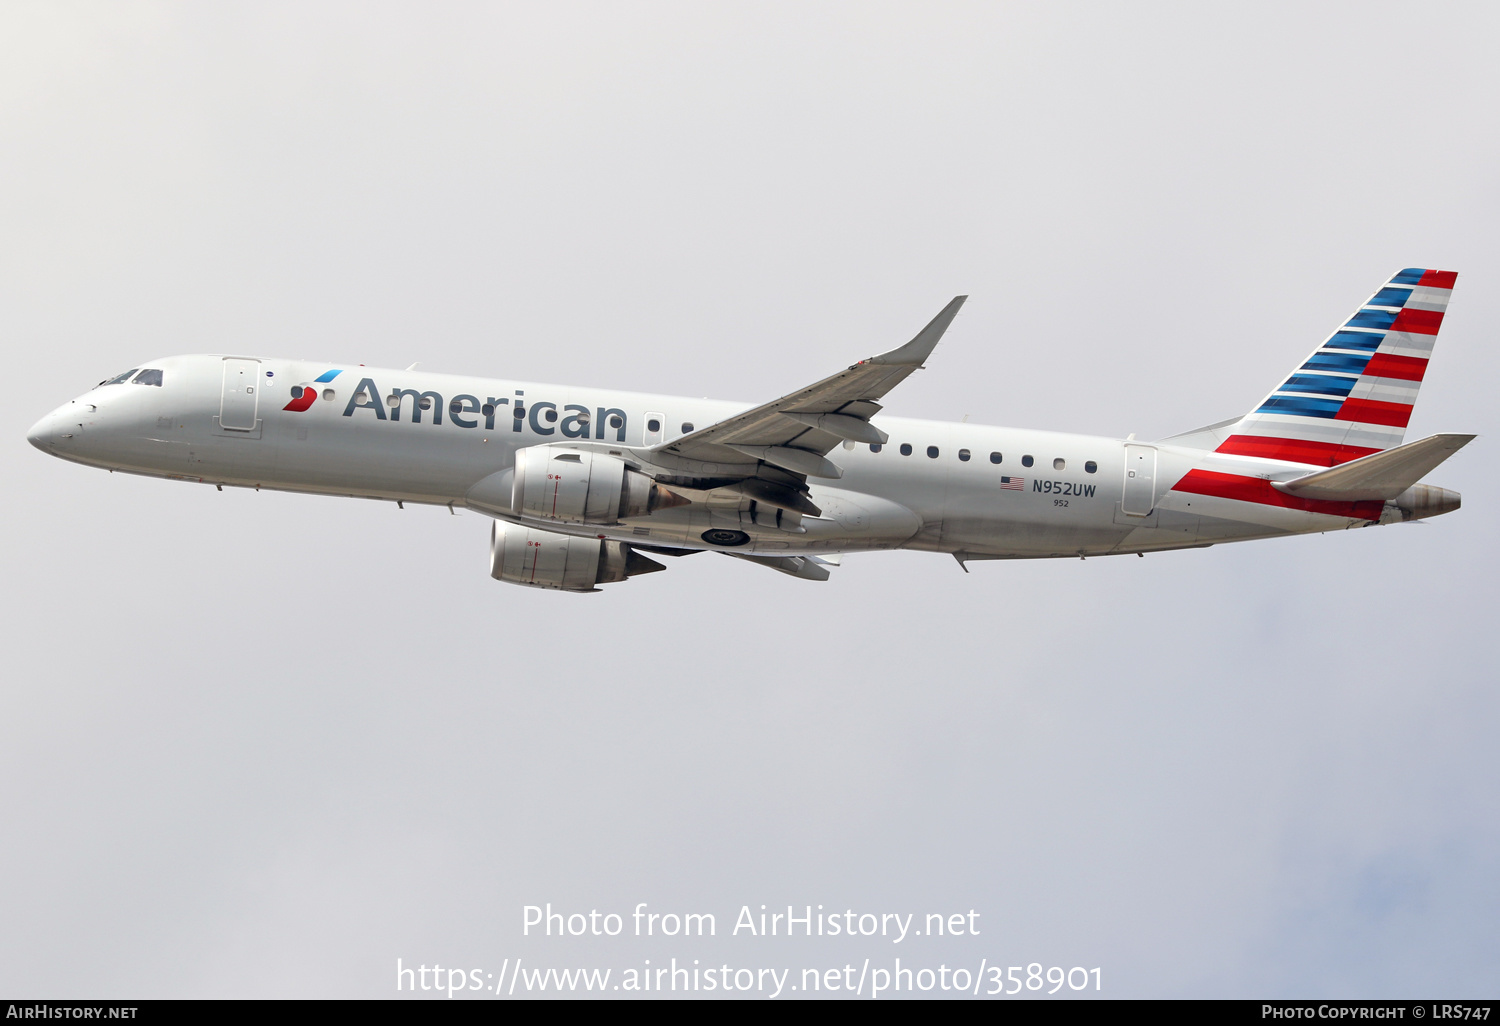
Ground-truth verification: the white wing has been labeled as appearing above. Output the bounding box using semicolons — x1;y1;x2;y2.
651;296;967;483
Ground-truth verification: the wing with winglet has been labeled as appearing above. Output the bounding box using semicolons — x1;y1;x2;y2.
650;296;968;481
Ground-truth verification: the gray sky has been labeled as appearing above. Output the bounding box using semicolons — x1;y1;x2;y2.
2;1;1496;999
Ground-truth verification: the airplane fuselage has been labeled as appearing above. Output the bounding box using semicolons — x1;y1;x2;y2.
27;353;1441;566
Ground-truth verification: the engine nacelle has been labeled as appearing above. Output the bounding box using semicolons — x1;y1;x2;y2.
512;445;687;525
489;521;666;592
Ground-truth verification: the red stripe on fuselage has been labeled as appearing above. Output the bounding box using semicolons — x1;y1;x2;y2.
1390;308;1443;334
1213;435;1382;467
1362;353;1428;381
1336;398;1413;427
1173;469;1383;521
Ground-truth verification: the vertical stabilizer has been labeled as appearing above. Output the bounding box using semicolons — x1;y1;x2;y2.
1214;268;1456;466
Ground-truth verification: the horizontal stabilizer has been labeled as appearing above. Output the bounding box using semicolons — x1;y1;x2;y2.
1274;433;1475;501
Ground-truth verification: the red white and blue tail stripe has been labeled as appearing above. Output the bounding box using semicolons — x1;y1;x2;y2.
1214;268;1455;467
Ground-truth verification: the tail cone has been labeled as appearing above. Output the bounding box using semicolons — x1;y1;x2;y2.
1391;484;1461;521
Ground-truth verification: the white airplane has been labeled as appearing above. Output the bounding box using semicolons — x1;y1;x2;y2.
27;268;1472;592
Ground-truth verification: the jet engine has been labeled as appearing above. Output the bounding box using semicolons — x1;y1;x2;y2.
489;521;666;592
512;446;688;525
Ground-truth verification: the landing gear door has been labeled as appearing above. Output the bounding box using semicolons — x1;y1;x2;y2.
1121;443;1157;516
219;358;261;432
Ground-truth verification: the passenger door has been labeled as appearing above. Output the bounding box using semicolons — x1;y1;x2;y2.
1121;444;1157;516
219;358;261;431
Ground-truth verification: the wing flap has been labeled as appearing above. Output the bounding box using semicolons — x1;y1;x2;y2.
779;412;889;444
726;444;844;479
724;552;838;582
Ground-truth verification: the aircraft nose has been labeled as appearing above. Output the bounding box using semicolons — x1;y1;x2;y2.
26;405;84;453
26;413;53;452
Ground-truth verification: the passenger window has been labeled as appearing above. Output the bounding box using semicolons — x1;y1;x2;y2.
418;396;433;410
899;443;913;456
481;404;495;417
131;369;164;386
989;452;1002;464
926;446;939;458
681;422;694;433
1021;454;1034;468
609;414;624;429
514;406;526;419
646;418;661;432
1053;458;1065;471
545;408;559;423
958;449;971;462
1085;460;1097;474
322;389;336;402
870;443;882;453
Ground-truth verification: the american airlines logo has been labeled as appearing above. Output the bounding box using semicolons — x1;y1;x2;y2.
334;376;630;441
283;369;343;412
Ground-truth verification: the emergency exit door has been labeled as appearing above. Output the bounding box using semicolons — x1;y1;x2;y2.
219;358;261;431
1121;444;1157;516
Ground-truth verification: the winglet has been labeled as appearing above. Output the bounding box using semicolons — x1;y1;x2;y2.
868;295;968;366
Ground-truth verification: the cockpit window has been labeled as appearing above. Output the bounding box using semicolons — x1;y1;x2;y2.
131;369;164;386
97;369;139;387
